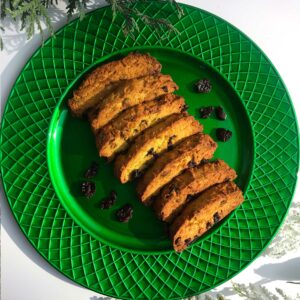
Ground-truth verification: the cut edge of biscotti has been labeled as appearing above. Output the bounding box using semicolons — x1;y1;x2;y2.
170;181;244;252
136;133;217;205
88;73;179;133
68;52;162;117
96;94;186;159
114;113;203;184
153;159;237;223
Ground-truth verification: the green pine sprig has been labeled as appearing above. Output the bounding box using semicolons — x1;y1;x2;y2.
107;0;183;39
5;0;54;43
0;0;184;50
232;282;300;300
66;0;88;21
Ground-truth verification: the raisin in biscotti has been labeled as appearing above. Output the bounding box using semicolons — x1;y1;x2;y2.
114;113;203;184
96;94;186;159
153;159;237;223
68;52;161;117
170;181;244;252
89;74;178;132
136;133;217;205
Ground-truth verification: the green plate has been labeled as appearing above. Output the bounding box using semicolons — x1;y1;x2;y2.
1;2;299;299
47;47;254;253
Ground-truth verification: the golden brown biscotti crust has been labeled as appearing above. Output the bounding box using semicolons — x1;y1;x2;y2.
137;133;217;205
170;181;244;252
96;94;186;159
114;113;203;184
153;159;237;223
88;74;178;132
68;52;162;117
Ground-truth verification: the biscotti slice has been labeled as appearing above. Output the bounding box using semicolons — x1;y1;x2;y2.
170;181;244;252
153;159;237;223
89;74;178;131
96;94;186;159
136;133;217;205
68;52;162;117
114;113;203;184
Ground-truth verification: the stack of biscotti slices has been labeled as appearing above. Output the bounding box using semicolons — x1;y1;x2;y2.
68;52;244;252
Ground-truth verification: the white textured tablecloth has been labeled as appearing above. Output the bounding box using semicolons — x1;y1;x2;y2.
1;1;299;299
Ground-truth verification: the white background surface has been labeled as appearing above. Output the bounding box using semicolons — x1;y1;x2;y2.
1;1;300;299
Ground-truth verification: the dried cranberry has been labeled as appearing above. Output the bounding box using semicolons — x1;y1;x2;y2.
206;222;212;229
186;194;196;202
100;190;117;209
201;159;210;165
167;135;176;151
216;106;227;120
100;197;115;209
84;161;99;178
213;212;220;224
175;237;181;245
199;106;214;119
161;86;168;93
216;128;232;142
116;204;133;222
195;79;212;93
188;160;197;168
185;236;200;247
185;238;192;245
146;148;158;159
81;181;96;198
181;104;189;112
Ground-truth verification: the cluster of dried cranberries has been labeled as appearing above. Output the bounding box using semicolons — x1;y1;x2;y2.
80;162;133;222
195;79;232;142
